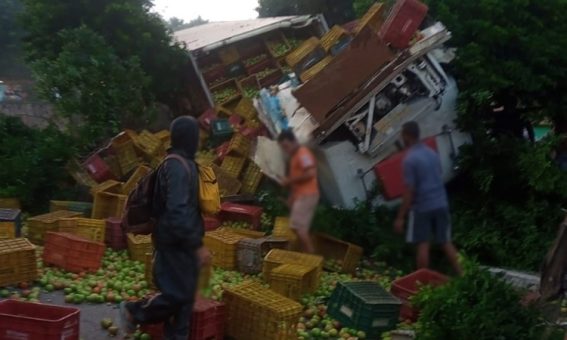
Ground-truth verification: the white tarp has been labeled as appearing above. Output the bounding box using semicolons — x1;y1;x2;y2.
254;136;286;182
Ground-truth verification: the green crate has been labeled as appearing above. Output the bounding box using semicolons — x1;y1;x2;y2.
211;119;234;147
327;281;401;338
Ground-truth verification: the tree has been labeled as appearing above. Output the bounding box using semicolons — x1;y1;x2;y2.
21;0;190;119
167;16;209;32
257;0;355;26
0;0;27;77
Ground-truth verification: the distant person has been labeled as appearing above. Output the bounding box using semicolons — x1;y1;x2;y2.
120;116;210;338
278;130;319;253
394;121;463;275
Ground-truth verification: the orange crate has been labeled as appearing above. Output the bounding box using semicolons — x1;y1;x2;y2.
127;233;153;263
220;155;246;179
89;180;123;195
263;249;323;289
211;164;242;197
313;232;363;273
285;37;321;68
43;232;105;273
91;192;128;219
0;238;37;286
269;263;319;300
224;281;302;340
240;161;263;194
122;165;152;195
27;211;83;245
203;229;247;270
57;218;106;243
300;56;333;83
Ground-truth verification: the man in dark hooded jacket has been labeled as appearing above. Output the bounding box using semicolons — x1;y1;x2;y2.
120;116;208;339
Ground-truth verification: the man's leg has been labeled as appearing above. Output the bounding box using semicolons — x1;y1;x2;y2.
433;208;463;276
290;195;318;254
442;243;463;276
416;242;430;269
407;210;431;270
294;228;315;254
164;303;191;340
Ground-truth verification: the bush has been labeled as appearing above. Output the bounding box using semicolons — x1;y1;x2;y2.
414;261;548;340
0;116;76;212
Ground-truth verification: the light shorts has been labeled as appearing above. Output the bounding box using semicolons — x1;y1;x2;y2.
406;207;452;244
290;194;320;231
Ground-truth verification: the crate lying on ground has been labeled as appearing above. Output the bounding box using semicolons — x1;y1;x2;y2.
91;191;128;219
390;269;449;321
122;164;152;195
0;208;21;240
57;218;106;243
43;232;105;273
263;249;323;288
211;164;242;197
220;202;263;230
0;198;20;209
224;281;302;340
145;253;212;292
204;229;247;270
105;217;127;250
89;179;123;195
313;232;363;273
50;200;93;217
220;155;246;179
0;238;37;287
237;237;288;274
28;210;83;245
227;134;251;157
327;281;401;338
0;300;80;340
269;263;319;301
221;227;266;239
127;233;153;263
141;297;225;340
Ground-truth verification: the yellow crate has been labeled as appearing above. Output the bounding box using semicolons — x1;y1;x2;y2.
234;97;258;121
0;198;20;209
113;140;140;175
103;154;123;179
145;252;211;291
285;37;321;68
134;130;164;158
227;134;251;158
321;25;350;52
224;281;303;340
313;232;363;273
89;180;123;196
355;2;387;34
220;227;266;239
270;263;319;301
28;211;83;245
272;217;296;242
57;218;106;243
122;165;152;195
221;155;246;179
263;249;323;289
127;233;153;263
154;130;171;155
240;162;263;194
203;229;247;270
0;238;37;287
0;222;15;240
66;159;97;187
91;192;128;219
211;164;242;197
300;55;333;83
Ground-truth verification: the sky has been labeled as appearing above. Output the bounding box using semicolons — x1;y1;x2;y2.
152;0;259;22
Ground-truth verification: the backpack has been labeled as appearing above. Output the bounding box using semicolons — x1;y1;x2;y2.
122;155;221;235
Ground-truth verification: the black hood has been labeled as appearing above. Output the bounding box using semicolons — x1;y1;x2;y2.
170;116;200;159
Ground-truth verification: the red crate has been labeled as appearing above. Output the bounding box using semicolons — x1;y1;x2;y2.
204;215;221;231
0;300;80;340
140;298;225;340
379;0;428;49
198;108;218;131
105;217;127;250
390;268;449;321
228;114;244;130
82;153;114;183
215;142;230;163
374;137;437;200
43;232;105;273
220;203;263;229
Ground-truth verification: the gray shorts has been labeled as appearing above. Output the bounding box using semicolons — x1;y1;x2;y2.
406;208;452;244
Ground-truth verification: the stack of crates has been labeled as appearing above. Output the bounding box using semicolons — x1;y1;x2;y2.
0;238;37;287
49;200;93;217
237;237;288;274
43;232;105;273
28;210;83;245
262;249;323;288
105;218;127;250
57;218;106;243
240;161;263;194
327;281;401;338
220;155;246;179
226;134;251;158
269;263;319;301
126;233;153;263
0;209;21;240
224;281;302;340
122;165;152;195
204;229;247;270
91;191;128;219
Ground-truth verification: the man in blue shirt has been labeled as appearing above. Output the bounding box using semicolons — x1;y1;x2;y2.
394;121;462;275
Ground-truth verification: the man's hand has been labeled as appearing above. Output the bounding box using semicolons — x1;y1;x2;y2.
279;176;291;187
394;217;405;234
197;247;212;266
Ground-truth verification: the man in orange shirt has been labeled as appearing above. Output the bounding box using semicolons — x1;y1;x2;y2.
278;130;319;253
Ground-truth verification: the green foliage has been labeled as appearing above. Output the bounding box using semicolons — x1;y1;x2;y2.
353;0;376;18
0;116;75;212
32;26;149;146
414;261;546;340
257;0;355;25
0;0;27;77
